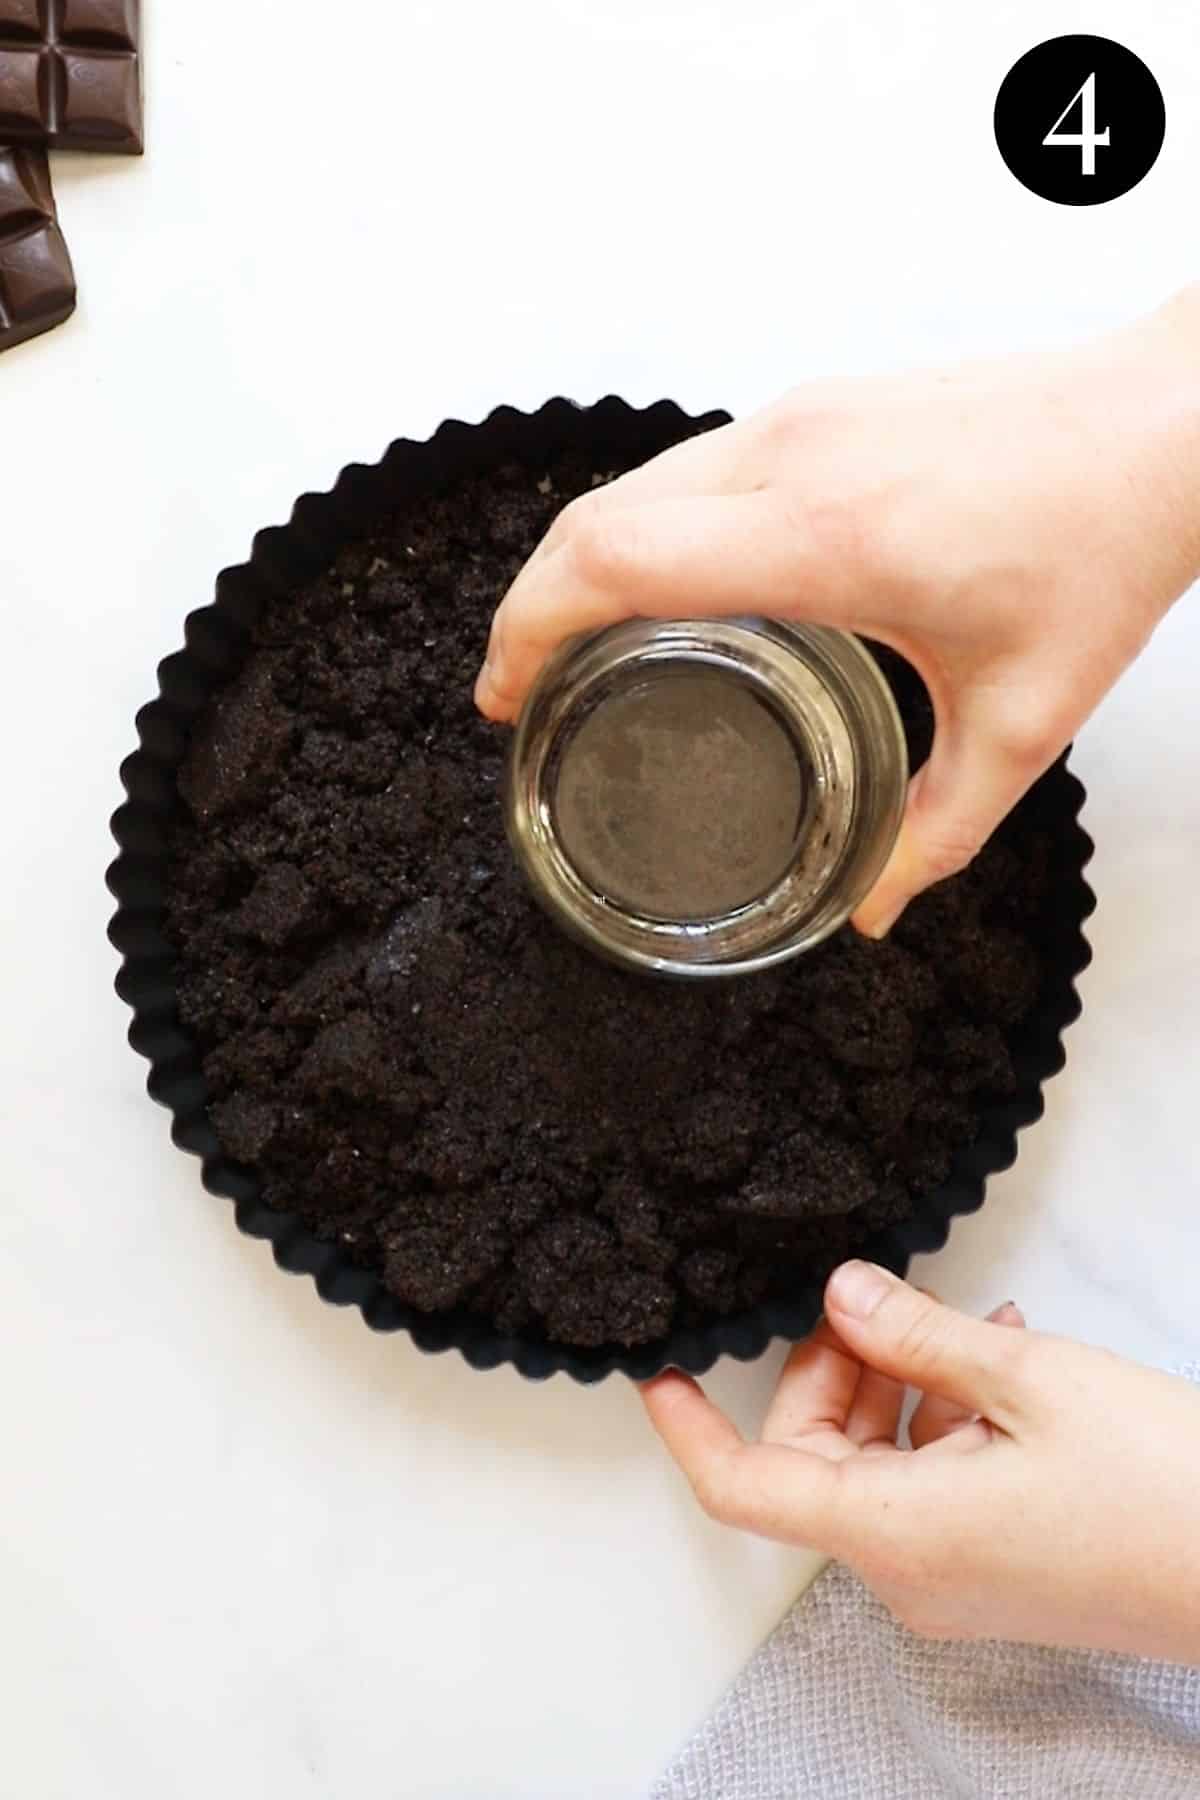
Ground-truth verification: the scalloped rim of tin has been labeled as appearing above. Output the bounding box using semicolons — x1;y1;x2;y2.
106;395;1096;1384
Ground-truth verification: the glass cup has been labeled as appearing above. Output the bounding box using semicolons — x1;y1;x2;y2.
504;618;907;977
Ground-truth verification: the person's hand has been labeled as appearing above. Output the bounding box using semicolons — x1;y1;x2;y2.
642;1263;1200;1660
476;288;1200;934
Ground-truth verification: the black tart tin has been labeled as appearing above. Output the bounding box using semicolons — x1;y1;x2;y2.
107;397;1096;1384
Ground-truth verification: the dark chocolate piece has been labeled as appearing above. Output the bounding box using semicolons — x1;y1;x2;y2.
0;145;76;353
0;0;143;153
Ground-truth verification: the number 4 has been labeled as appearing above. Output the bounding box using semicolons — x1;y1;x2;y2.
1043;72;1111;175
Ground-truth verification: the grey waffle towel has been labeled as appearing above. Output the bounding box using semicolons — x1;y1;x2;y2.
653;1368;1200;1800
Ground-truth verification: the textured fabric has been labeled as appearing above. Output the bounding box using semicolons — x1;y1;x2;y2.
653;1365;1200;1800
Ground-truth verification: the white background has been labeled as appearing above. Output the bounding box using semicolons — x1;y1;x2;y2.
2;3;1199;1795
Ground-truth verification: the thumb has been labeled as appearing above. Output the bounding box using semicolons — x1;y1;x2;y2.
825;1262;1030;1429
853;707;1050;939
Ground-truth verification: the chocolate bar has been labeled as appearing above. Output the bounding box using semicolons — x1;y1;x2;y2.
0;0;143;153
0;145;76;351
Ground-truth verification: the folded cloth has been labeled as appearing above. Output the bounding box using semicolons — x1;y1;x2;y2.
652;1366;1200;1800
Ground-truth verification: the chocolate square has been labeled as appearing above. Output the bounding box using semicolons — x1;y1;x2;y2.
2;0;40;37
0;0;142;151
0;146;77;352
1;218;74;317
0;43;47;134
61;0;138;45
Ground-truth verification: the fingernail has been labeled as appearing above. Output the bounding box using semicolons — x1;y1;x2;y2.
992;1301;1024;1327
862;903;905;941
475;657;507;714
485;655;509;701
827;1260;895;1321
852;894;907;940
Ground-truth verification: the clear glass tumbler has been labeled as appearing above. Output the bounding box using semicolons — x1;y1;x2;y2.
505;618;907;977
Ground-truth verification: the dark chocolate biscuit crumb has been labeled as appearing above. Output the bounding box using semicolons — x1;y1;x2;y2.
166;437;1064;1350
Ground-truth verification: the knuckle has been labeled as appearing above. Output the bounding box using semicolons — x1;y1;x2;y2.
757;381;851;450
552;493;595;539
690;1461;734;1524
561;501;634;589
793;489;871;569
917;830;983;885
989;706;1058;775
690;1449;763;1531
780;479;913;588
892;1305;954;1377
755;387;811;449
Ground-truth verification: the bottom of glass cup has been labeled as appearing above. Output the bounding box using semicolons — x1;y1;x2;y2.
549;664;813;923
505;619;907;977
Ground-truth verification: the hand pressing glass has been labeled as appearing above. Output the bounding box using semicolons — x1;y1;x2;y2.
642;1266;1200;1661
476;287;1200;935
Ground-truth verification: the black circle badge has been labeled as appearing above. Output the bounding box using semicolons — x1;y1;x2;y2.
995;35;1165;205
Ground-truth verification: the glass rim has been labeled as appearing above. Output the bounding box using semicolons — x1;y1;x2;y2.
505;618;908;978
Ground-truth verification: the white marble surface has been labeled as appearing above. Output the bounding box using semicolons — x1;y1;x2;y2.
1;2;1198;1795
